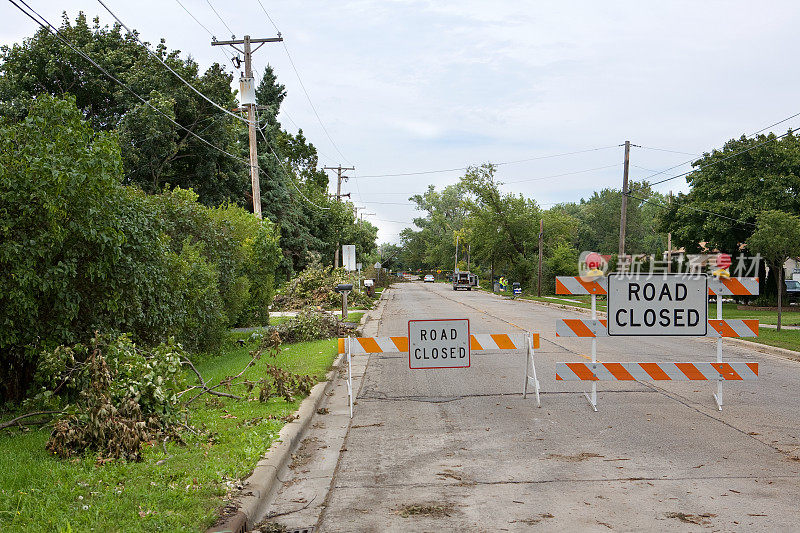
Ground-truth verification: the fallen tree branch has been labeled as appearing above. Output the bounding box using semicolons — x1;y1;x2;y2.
0;410;65;431
181;359;243;404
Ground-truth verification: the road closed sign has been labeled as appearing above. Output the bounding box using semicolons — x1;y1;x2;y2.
608;274;708;336
408;319;470;369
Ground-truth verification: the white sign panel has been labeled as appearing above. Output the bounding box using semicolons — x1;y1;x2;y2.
607;274;707;336
342;245;356;271
408;319;470;369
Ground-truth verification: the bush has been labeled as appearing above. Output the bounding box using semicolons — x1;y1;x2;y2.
0;95;283;403
33;334;186;461
272;260;373;311
275;308;343;343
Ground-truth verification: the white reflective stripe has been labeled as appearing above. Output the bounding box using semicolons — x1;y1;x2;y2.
729;362;759;379
555;363;584;380
708;277;759;296
470;333;525;351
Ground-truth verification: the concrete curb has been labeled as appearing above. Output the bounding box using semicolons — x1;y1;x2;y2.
207;289;393;532
207;353;344;533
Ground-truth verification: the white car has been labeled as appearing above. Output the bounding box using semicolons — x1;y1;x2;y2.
423;274;435;283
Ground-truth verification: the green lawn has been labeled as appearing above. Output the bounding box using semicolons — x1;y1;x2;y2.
0;335;339;532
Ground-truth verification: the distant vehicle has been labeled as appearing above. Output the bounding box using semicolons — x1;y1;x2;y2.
469;273;478;288
424;274;435;283
453;271;472;291
786;280;800;302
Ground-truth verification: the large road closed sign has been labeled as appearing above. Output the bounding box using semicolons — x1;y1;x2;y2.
608;274;708;336
408;319;470;369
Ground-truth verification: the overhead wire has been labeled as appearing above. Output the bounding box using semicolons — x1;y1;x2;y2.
173;0;238;67
251;0;352;165
203;0;235;37
96;0;254;128
10;0;247;165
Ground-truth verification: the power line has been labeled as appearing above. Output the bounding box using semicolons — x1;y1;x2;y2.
502;163;619;185
632;128;798;194
10;0;247;165
627;192;756;228
255;117;330;210
351;145;620;179
751;111;800;136
96;0;253;128
173;0;237;67
204;0;235;37
250;3;352;165
635;145;700;156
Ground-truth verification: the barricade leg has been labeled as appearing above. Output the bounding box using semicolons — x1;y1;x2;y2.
584;294;598;412
347;337;353;418
713;296;723;411
528;333;541;407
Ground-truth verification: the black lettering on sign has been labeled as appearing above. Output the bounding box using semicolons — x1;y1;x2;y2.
659;284;672;301
628;283;640;301
630;309;641;327
676;283;687;301
420;330;427;341
659;309;671;326
674;309;685;327
643;283;655;301
431;348;438;359
616;309;627;327
430;329;437;341
414;348;422;360
440;328;448;340
644;309;656;327
459;347;466;358
688;309;699;327
451;328;458;339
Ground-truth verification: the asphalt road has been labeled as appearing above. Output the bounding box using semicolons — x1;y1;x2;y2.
272;282;800;532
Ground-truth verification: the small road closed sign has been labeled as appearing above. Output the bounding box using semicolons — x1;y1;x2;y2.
608;274;708;336
408;319;470;369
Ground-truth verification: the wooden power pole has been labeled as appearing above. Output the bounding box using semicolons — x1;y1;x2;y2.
618;140;631;259
212;34;283;218
324;165;355;267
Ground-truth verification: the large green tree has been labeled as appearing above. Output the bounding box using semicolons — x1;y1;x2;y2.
0;13;247;206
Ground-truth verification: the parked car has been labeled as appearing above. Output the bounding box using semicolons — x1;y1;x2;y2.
786;280;800;302
423;274;435;283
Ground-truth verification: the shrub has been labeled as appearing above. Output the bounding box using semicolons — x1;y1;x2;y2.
275;308;342;343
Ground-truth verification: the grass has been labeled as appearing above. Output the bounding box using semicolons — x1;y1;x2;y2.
0;335;339;532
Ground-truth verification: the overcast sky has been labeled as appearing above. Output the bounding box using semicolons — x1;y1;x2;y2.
4;1;800;243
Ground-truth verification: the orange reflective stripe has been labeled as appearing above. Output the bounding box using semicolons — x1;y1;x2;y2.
709;320;738;337
723;277;748;295
675;362;706;380
338;338;345;354
390;336;408;351
746;362;759;376
357;337;382;353
555;278;570;294
532;333;540;349
744;319;759;336
712;362;742;380
640;363;671;380
576;278;607;295
470;336;483;350
491;334;516;350
566;362;598;381
565;319;595;337
604;362;635;380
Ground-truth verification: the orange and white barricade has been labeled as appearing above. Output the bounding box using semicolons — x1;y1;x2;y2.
554;274;760;411
338;332;541;417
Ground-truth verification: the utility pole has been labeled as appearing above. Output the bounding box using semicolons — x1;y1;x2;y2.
324;165;355;267
467;243;471;271
537;218;543;297
667;191;673;273
212;34;283;218
454;235;459;274
618;140;631;260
